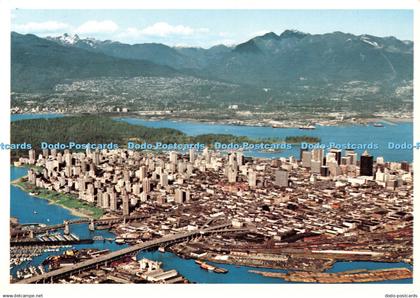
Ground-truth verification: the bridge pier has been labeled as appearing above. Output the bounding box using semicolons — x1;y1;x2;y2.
88;219;95;231
64;220;70;235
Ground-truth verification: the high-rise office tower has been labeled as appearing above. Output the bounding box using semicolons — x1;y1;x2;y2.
237;152;244;166
302;151;312;168
346;150;358;166
28;149;36;164
227;166;238;183
169;151;178;164
360;150;373;176
248;170;257;189
330;148;342;165
142;177;151;194
136;166;146;180
93;151;100;165
300;148;307;161
109;192;117;211
189;148;195;163
174;189;190;204
275;169;288;187
312;148;324;162
122;190;130;216
341;156;351;166
160;173;168;187
102;193;110;209
310;160;321;174
321;165;329;177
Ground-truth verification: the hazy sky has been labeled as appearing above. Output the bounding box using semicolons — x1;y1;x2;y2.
12;10;413;47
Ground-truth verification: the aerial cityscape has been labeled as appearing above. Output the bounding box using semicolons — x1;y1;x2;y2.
10;145;413;283
8;9;413;285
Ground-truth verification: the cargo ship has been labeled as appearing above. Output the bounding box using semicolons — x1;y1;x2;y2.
195;260;228;274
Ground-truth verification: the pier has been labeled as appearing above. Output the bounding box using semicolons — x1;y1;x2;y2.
249;267;413;283
11;238;94;247
11;215;147;238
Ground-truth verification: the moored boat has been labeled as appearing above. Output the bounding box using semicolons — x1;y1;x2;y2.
299;125;316;130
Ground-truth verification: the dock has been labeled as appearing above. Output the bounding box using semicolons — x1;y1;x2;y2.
11;238;94;247
249;267;412;283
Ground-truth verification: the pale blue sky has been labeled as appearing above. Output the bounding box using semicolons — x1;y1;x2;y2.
12;10;413;47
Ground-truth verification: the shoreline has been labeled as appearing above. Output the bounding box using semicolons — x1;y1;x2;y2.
169;245;412;274
113;115;414;128
11;112;413;128
248;267;413;283
11;174;101;219
152;248;413;284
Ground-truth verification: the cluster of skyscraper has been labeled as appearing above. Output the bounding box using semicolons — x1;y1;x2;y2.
20;145;411;218
26;148;197;216
300;148;374;177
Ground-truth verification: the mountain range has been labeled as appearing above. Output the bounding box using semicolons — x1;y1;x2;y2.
12;30;413;93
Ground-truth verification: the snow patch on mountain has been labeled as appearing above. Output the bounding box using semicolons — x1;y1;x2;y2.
360;36;382;49
47;33;101;47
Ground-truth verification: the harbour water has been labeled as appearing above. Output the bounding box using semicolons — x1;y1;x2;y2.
138;251;412;284
10;114;413;283
10;167;124;276
10;114;413;162
11;113;65;121
115;117;413;162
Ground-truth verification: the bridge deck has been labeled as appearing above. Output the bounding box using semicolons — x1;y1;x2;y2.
15;225;244;284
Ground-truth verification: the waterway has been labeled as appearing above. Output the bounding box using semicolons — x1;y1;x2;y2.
10;166;412;283
115;118;413;162
11;113;65;121
10;167;124;277
10;113;413;162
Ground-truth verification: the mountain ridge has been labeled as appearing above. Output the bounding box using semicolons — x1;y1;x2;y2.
11;32;181;91
11;30;413;91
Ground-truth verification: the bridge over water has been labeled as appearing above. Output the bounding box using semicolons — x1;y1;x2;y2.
11;215;146;237
15;223;248;284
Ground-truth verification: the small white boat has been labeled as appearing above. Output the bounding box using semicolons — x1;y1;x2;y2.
299;125;316;130
115;238;125;244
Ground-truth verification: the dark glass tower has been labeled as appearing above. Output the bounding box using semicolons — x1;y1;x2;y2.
360;150;373;176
